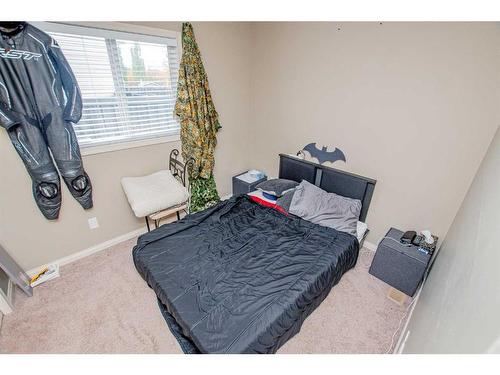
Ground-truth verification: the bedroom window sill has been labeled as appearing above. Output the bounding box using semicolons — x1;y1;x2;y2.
80;134;181;156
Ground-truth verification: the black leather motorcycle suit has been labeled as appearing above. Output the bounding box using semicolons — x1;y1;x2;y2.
0;22;92;219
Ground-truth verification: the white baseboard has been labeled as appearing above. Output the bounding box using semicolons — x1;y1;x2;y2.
27;227;147;277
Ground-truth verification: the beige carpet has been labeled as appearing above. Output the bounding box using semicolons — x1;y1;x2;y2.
0;238;407;354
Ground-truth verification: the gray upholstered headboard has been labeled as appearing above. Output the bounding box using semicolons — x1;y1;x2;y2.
278;154;376;222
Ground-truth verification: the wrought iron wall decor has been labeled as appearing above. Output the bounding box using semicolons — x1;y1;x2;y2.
298;143;347;164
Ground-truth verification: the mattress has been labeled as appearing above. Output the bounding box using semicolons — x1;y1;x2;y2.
133;195;359;353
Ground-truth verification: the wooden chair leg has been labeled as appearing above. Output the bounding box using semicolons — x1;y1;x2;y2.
145;217;151;232
176;211;181;220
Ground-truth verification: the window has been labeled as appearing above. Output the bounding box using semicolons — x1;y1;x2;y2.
35;23;180;149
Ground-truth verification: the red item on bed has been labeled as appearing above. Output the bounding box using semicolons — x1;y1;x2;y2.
248;194;287;215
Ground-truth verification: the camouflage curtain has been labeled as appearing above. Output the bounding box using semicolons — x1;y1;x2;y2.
175;22;221;213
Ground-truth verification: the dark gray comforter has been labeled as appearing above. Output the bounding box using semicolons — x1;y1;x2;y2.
133;195;359;353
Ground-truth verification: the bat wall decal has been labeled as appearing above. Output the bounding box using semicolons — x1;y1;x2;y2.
301;143;346;164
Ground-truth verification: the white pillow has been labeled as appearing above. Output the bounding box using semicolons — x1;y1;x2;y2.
356;221;368;243
121;170;189;218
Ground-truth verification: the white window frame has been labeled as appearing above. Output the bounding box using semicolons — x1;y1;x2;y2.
31;22;182;156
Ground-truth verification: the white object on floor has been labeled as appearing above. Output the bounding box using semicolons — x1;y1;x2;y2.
30;264;59;287
121;170;189;218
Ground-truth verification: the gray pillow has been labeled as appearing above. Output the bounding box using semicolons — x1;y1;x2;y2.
289;180;361;236
255;178;298;197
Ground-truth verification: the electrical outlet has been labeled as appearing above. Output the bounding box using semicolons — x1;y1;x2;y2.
88;217;99;230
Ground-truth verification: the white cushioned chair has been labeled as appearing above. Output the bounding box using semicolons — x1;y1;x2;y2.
121;149;193;231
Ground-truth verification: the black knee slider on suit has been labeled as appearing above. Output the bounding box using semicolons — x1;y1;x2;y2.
71;175;88;192
38;182;59;199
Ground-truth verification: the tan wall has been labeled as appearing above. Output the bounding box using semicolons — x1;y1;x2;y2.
401;126;500;353
1;22;499;273
0;22;253;271
250;22;500;244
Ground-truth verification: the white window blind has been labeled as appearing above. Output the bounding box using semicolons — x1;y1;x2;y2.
37;23;180;148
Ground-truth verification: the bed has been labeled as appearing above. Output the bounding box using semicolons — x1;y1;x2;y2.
133;154;376;354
